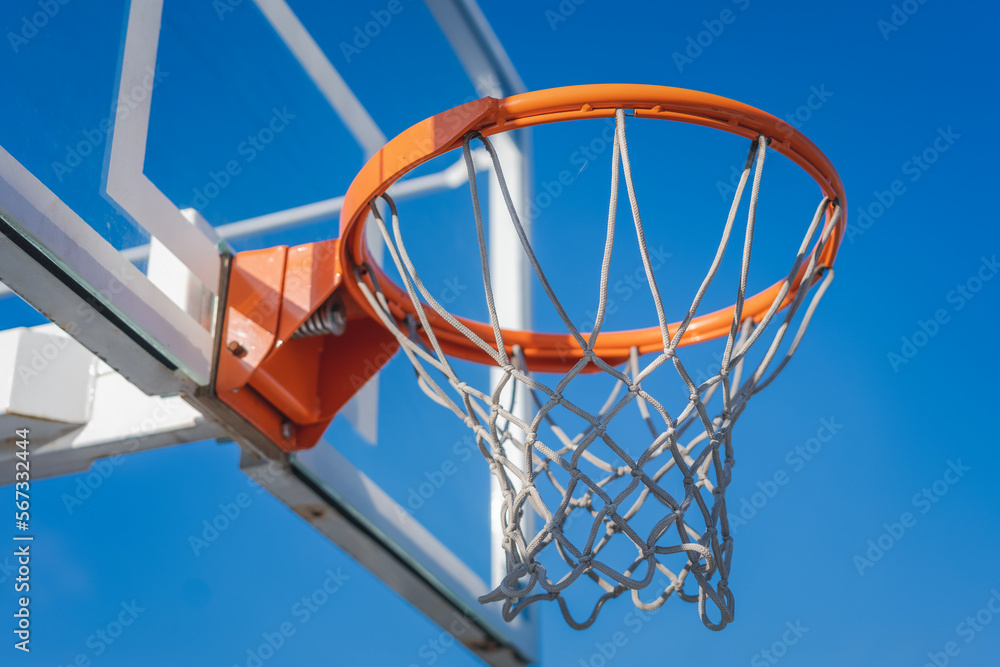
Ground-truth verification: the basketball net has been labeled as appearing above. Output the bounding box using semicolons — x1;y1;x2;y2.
354;109;839;630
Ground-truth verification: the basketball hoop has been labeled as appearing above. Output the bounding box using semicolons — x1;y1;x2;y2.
339;85;844;370
335;85;846;630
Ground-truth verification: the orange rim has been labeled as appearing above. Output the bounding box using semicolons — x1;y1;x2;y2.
339;84;846;373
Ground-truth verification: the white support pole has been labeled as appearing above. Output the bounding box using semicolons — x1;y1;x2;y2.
486;132;534;590
425;0;534;599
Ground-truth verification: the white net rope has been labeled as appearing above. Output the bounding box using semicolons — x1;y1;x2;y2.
353;110;840;630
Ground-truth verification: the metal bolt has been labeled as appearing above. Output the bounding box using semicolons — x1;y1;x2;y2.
280;422;294;439
327;304;347;336
227;341;247;358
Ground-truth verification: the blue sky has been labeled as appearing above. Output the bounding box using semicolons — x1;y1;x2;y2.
1;1;999;665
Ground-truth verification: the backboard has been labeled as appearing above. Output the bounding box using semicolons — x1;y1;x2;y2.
0;0;851;661
0;0;536;664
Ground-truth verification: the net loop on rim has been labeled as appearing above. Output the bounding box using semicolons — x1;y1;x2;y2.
352;108;840;630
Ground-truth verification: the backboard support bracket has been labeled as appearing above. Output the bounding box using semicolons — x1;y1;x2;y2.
213;241;398;452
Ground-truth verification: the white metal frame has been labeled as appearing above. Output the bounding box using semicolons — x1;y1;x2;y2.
105;0;224;292
0;326;223;484
0;146;211;393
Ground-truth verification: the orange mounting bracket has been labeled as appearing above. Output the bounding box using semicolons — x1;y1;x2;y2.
214;239;399;452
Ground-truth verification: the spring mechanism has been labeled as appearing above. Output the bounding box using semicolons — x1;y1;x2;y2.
292;299;346;338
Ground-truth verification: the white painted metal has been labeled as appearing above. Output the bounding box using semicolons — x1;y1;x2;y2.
104;0;222;292
427;0;535;606
0;326;221;485
0;327;96;447
146;209;217;329
0;151;489;299
485;133;536;591
0;146;213;390
213;150;488;241
424;0;527;97
0;149;489;298
252;0;387;158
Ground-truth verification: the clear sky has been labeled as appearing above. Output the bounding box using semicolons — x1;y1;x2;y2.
1;1;999;666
